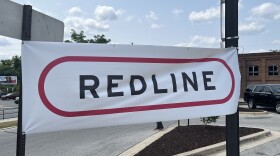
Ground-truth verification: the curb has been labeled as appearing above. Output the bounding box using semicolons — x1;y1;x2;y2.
119;127;271;156
119;126;176;156
239;111;268;115
0;118;17;124
175;129;270;156
239;102;247;105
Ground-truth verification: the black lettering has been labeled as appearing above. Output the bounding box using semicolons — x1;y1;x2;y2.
182;72;198;91
130;75;147;95
202;71;216;90
170;73;177;92
108;75;124;97
152;75;167;94
80;75;99;99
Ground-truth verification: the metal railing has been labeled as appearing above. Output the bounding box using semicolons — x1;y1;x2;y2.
0;108;18;120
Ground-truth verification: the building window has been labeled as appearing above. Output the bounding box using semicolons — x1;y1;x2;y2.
268;65;279;75
248;65;259;76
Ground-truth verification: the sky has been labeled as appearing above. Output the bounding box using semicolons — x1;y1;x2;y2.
0;0;280;60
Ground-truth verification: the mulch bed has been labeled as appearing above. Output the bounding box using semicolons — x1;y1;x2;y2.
135;125;263;156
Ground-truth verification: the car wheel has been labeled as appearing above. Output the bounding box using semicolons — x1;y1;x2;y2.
248;99;256;109
276;103;280;114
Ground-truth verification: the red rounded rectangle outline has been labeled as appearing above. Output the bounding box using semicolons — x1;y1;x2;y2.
38;56;235;117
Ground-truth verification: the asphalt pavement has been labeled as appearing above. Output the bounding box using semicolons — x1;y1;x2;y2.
0;100;18;120
0;121;177;156
0;99;18;109
0;104;279;156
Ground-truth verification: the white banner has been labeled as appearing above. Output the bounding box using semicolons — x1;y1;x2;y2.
22;41;240;134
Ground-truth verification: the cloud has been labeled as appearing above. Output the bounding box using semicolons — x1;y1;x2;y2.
0;37;11;46
64;16;86;31
0;38;21;60
64;5;124;37
146;11;158;20
94;5;125;21
176;35;220;48
138;18;143;23
238;0;244;10
150;24;162;29
250;2;280;20
125;16;135;22
67;7;83;16
239;22;265;35
63;16;110;39
171;9;183;17
85;19;109;31
188;7;220;22
272;40;280;45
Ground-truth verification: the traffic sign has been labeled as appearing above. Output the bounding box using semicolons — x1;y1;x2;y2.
0;0;64;42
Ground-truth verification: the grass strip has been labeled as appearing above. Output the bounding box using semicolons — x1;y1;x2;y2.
0;120;17;129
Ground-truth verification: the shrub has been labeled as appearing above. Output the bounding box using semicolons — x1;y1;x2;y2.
200;116;220;125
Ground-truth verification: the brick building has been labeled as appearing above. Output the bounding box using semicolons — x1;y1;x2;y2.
238;52;280;97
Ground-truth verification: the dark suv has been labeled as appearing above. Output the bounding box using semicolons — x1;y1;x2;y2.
244;84;280;113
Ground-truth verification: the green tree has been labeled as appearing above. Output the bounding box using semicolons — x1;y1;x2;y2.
0;56;21;92
65;29;111;44
270;49;280;52
0;56;21;77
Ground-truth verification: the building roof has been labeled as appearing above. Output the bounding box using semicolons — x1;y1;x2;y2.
238;52;280;59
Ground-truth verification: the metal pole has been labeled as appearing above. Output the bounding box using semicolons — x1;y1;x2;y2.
16;5;32;156
225;0;239;156
177;120;181;132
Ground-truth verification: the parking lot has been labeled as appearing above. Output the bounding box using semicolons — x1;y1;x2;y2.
0;100;18;120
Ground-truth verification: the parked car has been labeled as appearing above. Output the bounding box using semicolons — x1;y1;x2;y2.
1;92;19;100
243;84;256;103
0;92;7;98
14;97;19;104
244;84;280;113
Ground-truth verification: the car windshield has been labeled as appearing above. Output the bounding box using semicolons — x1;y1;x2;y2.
271;85;280;93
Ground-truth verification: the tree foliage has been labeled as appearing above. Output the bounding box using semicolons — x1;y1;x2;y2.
65;29;111;44
0;56;21;78
0;56;21;92
270;49;280;52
